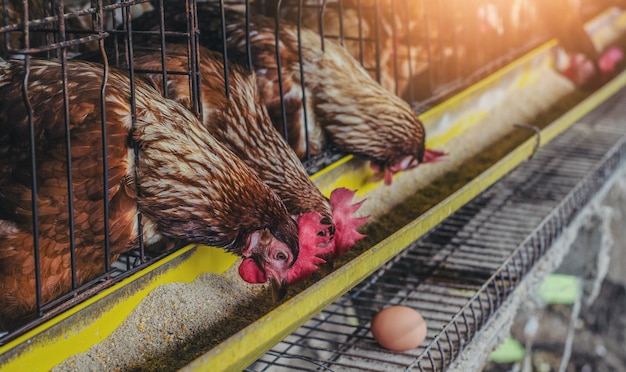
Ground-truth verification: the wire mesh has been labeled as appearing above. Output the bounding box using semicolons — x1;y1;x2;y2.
0;0;612;349
249;0;548;114
0;0;188;343
248;90;626;371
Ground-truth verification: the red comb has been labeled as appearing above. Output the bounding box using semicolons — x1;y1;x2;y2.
598;47;624;74
330;188;368;258
239;257;266;284
285;211;334;284
423;149;447;163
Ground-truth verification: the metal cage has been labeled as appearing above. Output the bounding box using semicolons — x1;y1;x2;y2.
0;0;202;343
248;85;626;371
0;0;598;348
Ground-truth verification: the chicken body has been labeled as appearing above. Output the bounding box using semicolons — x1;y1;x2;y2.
134;3;441;184
126;46;370;285
532;0;623;86
280;0;427;97
0;58;299;329
128;45;347;290
130;46;334;227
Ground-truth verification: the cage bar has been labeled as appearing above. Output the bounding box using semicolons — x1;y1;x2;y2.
249;87;626;371
0;0;624;369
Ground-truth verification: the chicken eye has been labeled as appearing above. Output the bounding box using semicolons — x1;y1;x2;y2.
275;251;288;261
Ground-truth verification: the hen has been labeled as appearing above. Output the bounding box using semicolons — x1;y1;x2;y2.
534;0;623;86
124;45;367;275
131;47;333;224
280;0;427;97
134;2;444;186
0;58;301;329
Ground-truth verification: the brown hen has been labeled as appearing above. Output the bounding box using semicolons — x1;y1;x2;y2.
125;44;367;280
133;2;443;185
533;0;623;86
280;0;427;96
0;58;300;329
131;46;333;225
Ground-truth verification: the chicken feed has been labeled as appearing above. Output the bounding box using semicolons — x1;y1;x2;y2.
55;62;581;371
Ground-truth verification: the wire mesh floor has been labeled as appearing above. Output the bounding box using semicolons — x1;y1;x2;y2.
247;88;626;371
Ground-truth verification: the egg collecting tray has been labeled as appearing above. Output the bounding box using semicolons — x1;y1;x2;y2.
246;78;626;372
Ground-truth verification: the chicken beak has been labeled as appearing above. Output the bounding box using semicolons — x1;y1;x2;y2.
271;277;289;302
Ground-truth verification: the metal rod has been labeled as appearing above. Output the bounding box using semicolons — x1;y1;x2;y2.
218;0;230;99
337;0;344;47
57;0;78;290
188;0;202;119
390;0;399;95
21;0;43;317
373;0;380;83
297;0;310;159
97;0;112;275
245;0;253;71
274;0;288;141
318;0;326;51
356;0;364;66
157;0;168;99
403;0;414;102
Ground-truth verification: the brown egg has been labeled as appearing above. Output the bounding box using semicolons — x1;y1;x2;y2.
371;306;428;351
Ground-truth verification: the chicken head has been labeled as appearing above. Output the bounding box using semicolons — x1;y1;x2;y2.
239;212;333;301
371;148;447;186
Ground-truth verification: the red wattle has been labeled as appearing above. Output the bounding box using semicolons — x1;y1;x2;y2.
238;257;267;284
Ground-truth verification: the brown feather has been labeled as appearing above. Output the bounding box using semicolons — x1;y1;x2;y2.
133;3;427;171
0;58;298;329
126;45;333;225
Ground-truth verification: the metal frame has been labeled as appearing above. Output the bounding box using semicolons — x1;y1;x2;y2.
0;0;599;352
250;71;626;372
